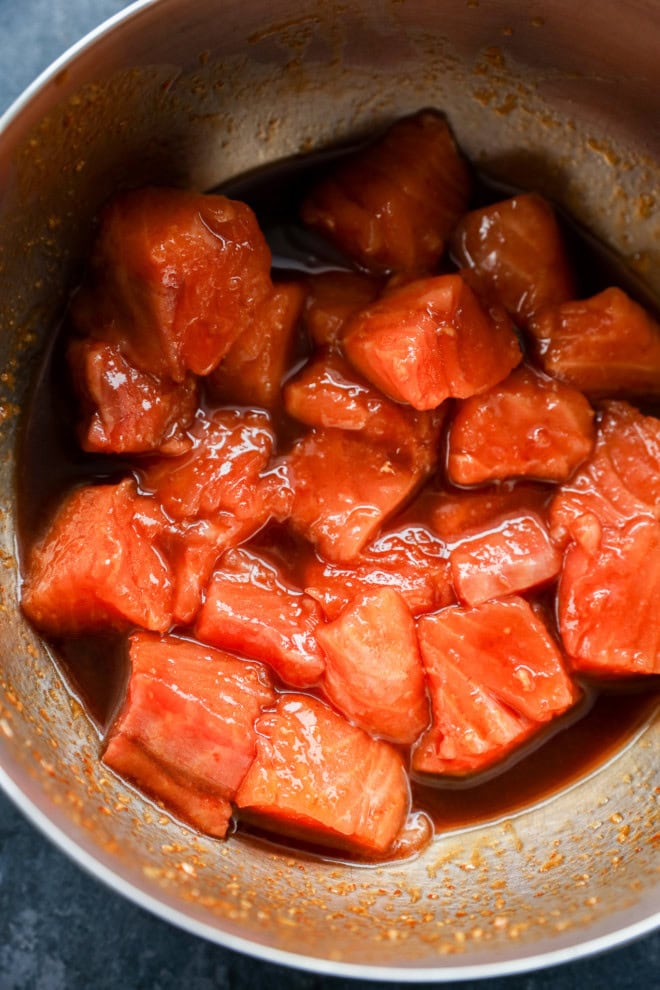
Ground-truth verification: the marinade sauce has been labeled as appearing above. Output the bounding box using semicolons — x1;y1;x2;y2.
17;138;660;853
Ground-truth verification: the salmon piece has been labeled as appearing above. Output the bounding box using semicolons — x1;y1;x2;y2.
557;516;660;676
549;401;660;546
413;653;535;777
72;187;273;382
447;365;595;485
102;736;233;838
548;402;660;676
343;274;522;410
137;407;292;525
302;271;382;348
21;477;257;636
449;512;562;606
159;516;257;627
528;287;660;398
301;110;470;274
207;282;305;408
596;405;660;514
286;428;428;561
428;482;553;543
195;548;326;687
413;597;578;776
68;339;198;456
316;588;429;744
24;407;297;637
235;694;410;855
283;350;444;469
303;524;454;620
103;632;275;837
21;480;174;636
450;193;575;327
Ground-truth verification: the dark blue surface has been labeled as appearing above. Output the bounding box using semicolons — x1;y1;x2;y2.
0;2;658;986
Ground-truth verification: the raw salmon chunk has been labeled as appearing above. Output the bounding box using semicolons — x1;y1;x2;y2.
315;588;429;744
449;512;562;606
549;402;660;675
68;338;197;455
158;516;258;627
528;287;660;398
103;632;275;837
21;477;253;635
72;187;273;382
301;110;471;274
557;516;660;676
303;271;382;348
21;480;174;636
413;656;534;777
103;736;234;838
195;548;326;687
235;694;410;855
286;428;427;561
283;350;444;469
549;400;660;544
303;524;454;620
413;597;577;776
137;407;292;525
447;365;595;485
428;482;553;543
343;274;521;410
594;404;660;515
450;193;575;327
207;282;305;408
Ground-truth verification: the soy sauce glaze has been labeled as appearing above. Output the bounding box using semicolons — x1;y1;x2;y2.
17;142;660;853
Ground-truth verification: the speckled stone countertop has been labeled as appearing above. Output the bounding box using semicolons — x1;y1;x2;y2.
0;2;659;987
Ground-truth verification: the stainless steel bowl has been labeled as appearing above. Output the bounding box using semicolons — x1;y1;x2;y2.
0;0;658;979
